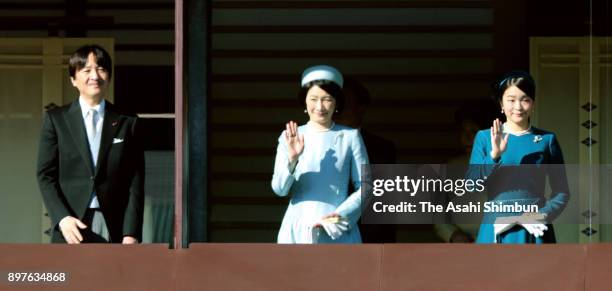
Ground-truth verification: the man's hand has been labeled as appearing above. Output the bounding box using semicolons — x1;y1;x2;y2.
122;236;139;244
59;216;87;244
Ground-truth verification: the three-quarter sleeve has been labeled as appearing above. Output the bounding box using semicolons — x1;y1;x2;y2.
467;130;501;180
271;132;296;197
539;134;570;220
335;130;370;225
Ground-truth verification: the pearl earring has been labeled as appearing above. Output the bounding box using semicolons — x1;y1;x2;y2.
304;109;307;114
501;109;504;114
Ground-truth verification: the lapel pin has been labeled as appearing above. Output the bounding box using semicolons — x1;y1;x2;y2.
112;121;118;127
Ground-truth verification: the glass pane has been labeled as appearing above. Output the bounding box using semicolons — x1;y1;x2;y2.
0;69;43;242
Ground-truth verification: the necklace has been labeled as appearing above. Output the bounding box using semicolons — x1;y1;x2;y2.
308;121;335;132
502;123;532;136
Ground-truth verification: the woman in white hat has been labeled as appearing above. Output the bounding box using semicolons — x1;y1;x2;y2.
271;65;369;243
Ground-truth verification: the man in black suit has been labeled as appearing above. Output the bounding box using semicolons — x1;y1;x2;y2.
335;77;397;243
37;45;144;244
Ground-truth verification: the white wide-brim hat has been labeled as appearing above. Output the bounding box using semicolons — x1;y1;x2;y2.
301;65;343;88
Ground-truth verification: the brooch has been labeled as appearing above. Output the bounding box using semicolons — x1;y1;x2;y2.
533;135;543;143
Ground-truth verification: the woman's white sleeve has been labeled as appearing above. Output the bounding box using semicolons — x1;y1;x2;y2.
335;131;370;224
271;132;295;197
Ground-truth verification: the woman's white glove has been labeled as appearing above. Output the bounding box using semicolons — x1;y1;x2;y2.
520;223;548;238
493;213;548;243
517;213;548;238
313;215;349;240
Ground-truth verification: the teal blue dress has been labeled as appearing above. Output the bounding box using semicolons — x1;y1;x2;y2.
468;127;570;244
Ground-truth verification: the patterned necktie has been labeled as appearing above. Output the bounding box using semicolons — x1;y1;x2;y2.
86;108;100;208
87;108;98;146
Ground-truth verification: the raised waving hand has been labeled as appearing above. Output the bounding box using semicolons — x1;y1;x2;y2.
490;118;509;160
285;121;304;163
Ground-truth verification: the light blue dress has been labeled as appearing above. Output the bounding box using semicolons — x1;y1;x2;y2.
468;127;570;244
272;122;369;243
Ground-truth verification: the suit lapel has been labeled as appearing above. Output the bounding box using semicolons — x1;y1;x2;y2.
96;102;121;175
64;101;95;175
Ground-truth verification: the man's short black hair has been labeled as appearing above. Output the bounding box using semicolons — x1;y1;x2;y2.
343;76;371;106
69;44;112;79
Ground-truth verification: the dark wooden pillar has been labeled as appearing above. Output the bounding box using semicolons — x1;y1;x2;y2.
175;0;211;248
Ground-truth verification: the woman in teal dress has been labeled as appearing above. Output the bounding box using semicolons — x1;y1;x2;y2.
469;71;570;244
271;65;369;244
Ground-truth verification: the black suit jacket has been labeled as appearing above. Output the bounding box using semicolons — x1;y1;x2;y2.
360;130;396;165
37;100;144;243
357;129;398;243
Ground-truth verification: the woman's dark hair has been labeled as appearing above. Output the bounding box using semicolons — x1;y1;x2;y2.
298;79;345;114
69;44;113;79
492;70;535;101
